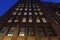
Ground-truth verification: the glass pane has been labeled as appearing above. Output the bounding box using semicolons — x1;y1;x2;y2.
0;27;7;36
7;27;15;36
13;12;17;15
28;27;34;36
38;27;45;36
28;17;32;22
41;18;47;23
19;27;25;36
36;17;40;22
22;18;26;22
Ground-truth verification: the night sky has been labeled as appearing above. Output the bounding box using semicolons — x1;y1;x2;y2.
0;0;60;17
0;0;19;17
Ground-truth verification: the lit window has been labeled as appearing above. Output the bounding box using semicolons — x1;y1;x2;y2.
18;12;21;15
35;12;38;15
13;12;17;15
28;27;34;36
56;11;60;16
28;17;32;22
22;18;26;22
15;8;19;11
20;8;23;11
19;27;25;36
0;27;7;36
8;20;12;22
24;12;27;15
29;12;32;15
7;27;15;36
14;20;18;22
39;12;43;15
25;8;27;11
38;8;41;11
36;17;40;22
41;18;47;23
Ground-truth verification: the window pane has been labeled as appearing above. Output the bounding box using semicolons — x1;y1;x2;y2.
25;8;27;11
28;27;34;36
14;20;18;22
38;27;45;36
8;20;12;22
0;27;7;36
28;17;32;22
39;12;43;15
22;18;26;22
36;17;40;23
18;12;21;15
35;12;38;15
41;18;47;23
20;8;23;11
7;27;15;36
12;12;17;15
29;12;32;15
24;12;27;15
19;27;25;36
46;26;56;36
15;8;19;11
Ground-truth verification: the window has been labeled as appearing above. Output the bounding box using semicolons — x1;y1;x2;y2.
22;18;26;22
34;12;38;15
56;11;60;16
21;6;24;7
29;6;31;8
0;27;7;36
28;17;32;22
25;6;28;7
14;20;18;22
38;8;41;11
19;27;25;36
34;9;36;11
25;8;27;11
36;17;40;23
39;12;43;15
18;12;21;15
12;12;17;15
8;20;12;22
28;27;34;36
29;12;32;15
24;12;27;15
33;6;35;8
7;27;15;36
36;6;39;8
18;5;20;7
41;18;47;23
15;8;19;11
38;27;45;36
46;26;56;36
29;8;31;11
20;8;23;11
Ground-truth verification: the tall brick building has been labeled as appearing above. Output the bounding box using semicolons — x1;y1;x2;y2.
0;0;60;40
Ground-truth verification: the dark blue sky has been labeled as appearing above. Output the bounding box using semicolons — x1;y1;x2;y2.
0;0;18;17
41;0;60;3
0;0;60;17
